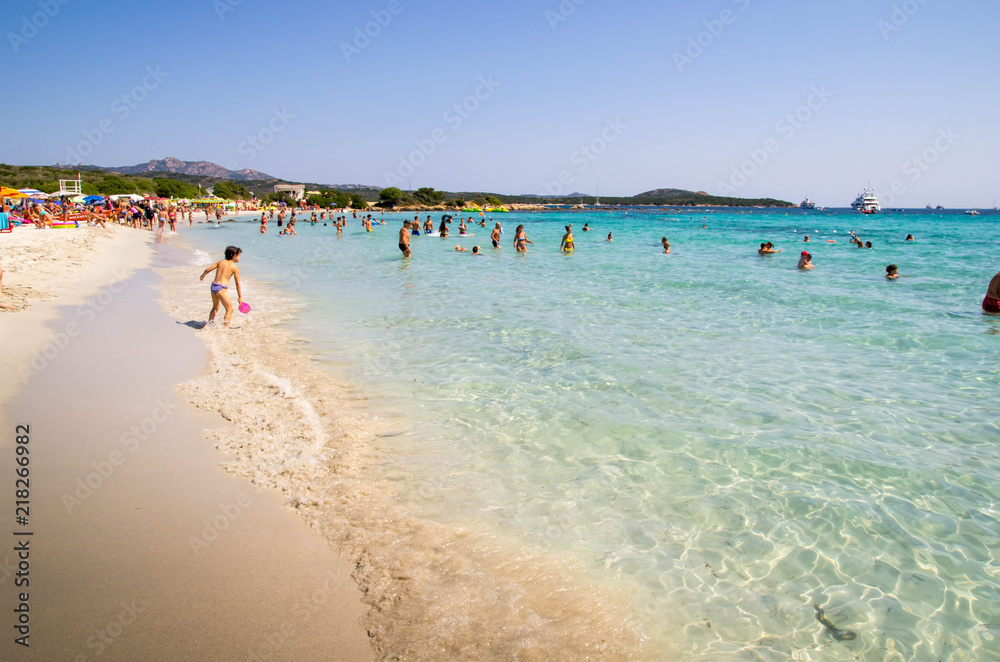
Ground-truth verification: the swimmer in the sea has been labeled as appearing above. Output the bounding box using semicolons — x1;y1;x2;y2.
759;242;781;255
606;232;613;242
199;245;243;328
798;251;814;270
455;245;467;252
583;223;591;232
803;235;810;242
472;246;482;255
982;270;1000;313
491;223;502;249
662;237;671;254
906;234;914;241
886;265;899;279
865;241;873;248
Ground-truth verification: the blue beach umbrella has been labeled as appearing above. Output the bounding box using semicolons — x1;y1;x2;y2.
83;195;105;204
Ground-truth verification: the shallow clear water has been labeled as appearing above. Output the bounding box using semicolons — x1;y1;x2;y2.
188;208;1000;660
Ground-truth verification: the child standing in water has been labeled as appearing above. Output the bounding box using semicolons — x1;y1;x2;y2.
199;246;243;328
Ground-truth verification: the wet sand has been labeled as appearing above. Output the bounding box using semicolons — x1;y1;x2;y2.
0;239;372;660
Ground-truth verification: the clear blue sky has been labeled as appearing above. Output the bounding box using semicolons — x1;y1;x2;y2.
4;0;998;206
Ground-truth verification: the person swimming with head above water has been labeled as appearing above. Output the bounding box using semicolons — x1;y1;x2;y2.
886;265;899;279
798;251;814;270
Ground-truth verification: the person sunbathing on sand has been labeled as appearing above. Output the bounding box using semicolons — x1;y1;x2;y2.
199;246;243;328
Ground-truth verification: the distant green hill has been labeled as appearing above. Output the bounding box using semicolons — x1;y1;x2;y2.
1;161;793;207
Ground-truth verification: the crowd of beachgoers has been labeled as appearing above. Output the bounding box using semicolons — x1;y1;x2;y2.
4;197;1000;316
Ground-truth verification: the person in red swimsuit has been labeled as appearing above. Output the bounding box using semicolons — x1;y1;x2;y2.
983;271;1000;313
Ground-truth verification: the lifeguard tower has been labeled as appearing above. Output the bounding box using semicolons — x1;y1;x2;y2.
53;173;83;197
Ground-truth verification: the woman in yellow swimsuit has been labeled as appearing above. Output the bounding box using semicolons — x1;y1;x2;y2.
560;225;575;252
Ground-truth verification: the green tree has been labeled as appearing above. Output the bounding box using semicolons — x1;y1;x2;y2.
349;194;369;209
413;187;445;206
95;176;135;195
154;178;201;199
485;195;502;207
379;187;405;207
264;192;296;206
213;181;252;200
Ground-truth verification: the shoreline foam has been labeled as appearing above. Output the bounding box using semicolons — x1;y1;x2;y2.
158;245;655;660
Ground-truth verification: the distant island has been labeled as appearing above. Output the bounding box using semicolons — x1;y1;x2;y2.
2;158;794;208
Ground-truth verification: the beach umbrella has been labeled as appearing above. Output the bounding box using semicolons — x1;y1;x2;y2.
83;195;105;204
19;188;46;198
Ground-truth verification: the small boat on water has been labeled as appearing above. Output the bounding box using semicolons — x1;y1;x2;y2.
851;187;881;214
800;197;816;210
965;209;981;216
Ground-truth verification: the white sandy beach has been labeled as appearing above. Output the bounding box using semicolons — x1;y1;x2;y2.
0;224;372;660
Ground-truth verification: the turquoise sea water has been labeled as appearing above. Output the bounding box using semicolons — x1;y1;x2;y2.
188;208;1000;660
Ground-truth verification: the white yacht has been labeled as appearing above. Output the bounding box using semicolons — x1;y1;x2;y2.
965;209;980;216
851;187;881;214
800;197;816;210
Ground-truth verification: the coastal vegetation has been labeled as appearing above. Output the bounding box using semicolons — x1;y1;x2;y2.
0;163;794;208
